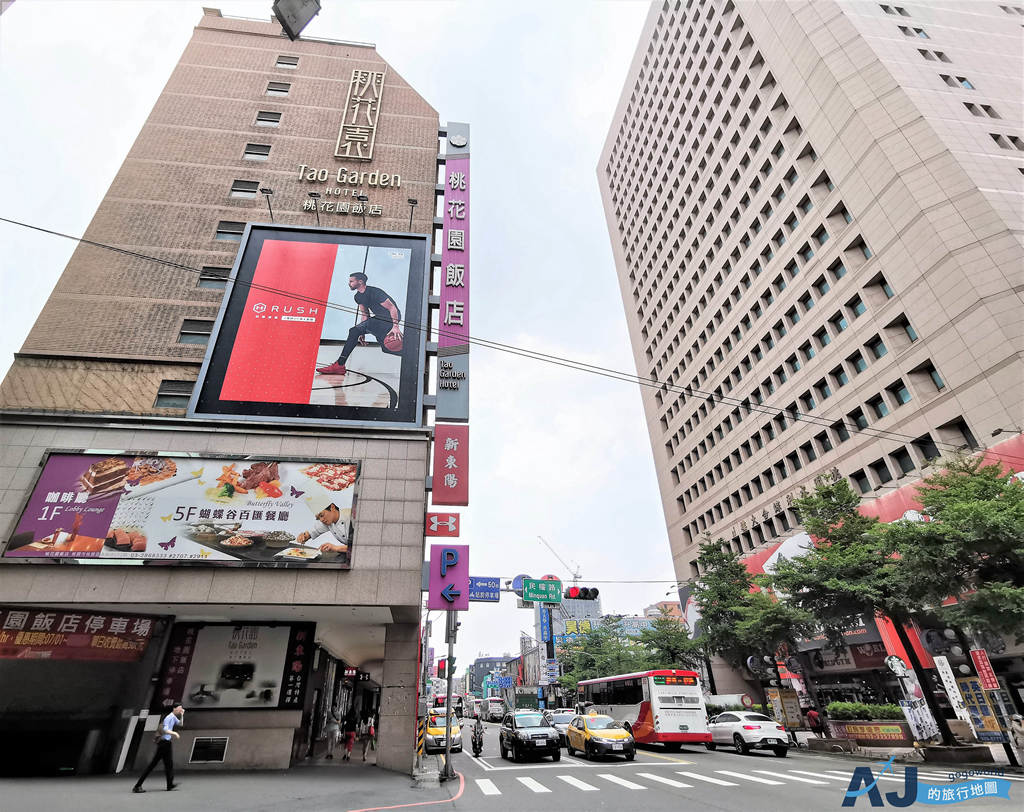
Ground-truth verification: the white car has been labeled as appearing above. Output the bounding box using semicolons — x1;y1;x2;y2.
706;711;789;757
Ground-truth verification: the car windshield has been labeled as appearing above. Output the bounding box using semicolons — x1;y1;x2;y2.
515;714;545;727
587;716;618;730
551;713;575;724
742;714;773;722
429;714;453;725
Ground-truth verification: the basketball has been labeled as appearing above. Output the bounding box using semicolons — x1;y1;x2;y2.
383;334;403;352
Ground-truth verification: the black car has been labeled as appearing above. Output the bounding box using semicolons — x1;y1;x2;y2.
499;711;561;762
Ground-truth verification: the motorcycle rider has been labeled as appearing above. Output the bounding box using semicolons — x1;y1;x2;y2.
472;715;485;756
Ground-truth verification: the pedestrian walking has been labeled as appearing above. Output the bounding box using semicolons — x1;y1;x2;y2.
806;706;823;738
132;702;184;793
358;714;373;761
342;711;358;761
1010;714;1024;763
324;707;341;759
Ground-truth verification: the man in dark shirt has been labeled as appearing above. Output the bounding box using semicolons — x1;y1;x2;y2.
317;272;403;376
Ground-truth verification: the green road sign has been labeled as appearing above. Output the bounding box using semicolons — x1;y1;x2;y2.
523;578;561;603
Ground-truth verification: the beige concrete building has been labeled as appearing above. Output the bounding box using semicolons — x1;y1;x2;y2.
599;0;1023;661
0;9;447;776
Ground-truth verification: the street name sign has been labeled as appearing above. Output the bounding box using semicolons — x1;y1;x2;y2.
523;578;561;604
468;576;500;602
428;544;469;610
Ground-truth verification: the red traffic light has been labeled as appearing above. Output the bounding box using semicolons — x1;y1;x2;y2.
566;586;580;599
563;586;599;600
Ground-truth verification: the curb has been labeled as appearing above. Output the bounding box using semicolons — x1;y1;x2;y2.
795;747;1024;774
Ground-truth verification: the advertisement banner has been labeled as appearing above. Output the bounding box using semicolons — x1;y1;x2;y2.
3;451;359;568
899;697;940;741
427;543;469;611
933;656;975;732
156;623;315;712
0;607;155;662
439;134;470;350
189;226;429;428
969;649;1000;691
425;512;459;537
432;425;468;506
956;676;1010;743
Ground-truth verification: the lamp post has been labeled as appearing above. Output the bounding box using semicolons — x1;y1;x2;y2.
356;193;369;228
407;198;418;230
307;191;321;227
259;187;275;222
991;426;1022;437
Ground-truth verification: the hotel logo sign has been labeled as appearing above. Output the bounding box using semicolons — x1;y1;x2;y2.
335;69;386;161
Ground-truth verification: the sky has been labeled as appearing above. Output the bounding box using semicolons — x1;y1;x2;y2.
0;1;673;678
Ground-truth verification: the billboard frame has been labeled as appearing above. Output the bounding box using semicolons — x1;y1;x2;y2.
187;223;431;430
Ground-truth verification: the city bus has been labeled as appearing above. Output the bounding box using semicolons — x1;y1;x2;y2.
576;669;711;749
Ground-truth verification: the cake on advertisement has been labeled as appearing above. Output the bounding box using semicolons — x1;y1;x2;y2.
3;452;360;568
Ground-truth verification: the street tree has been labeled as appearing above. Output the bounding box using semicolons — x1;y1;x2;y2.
637;611;702;670
556;623;651;695
768;478;957;745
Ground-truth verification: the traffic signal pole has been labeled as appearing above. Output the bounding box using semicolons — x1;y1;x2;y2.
440;610;457;781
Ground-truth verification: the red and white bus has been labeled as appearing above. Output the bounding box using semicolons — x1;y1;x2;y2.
576;669;711;749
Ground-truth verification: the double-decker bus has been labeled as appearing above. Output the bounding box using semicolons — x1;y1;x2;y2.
576;669;711;749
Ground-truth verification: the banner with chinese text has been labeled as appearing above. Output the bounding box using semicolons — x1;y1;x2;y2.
431;425;469;506
0;607;156;662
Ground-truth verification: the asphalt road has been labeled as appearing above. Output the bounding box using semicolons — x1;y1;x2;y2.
442;720;1021;811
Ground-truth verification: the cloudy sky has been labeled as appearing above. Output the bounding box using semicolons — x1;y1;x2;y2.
0;1;674;676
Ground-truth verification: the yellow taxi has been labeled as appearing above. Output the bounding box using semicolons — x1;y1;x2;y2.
424;709;462;754
565;713;635;760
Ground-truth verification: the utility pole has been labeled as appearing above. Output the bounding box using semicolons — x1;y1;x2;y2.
440;610;458;781
416;607;430;772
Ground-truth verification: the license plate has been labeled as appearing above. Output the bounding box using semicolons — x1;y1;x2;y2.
767;738;781;744
534;740;546;746
611;743;623;751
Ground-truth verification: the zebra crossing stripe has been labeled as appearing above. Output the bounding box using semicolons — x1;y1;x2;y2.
598;773;647;790
789;769;853;781
716;770;784;785
557;775;600;791
754;769;828;785
475;779;501;796
825;770;904;783
636;772;693;788
677;771;738;786
516;776;551;793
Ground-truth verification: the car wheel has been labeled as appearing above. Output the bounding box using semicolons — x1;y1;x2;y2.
625;750;635;761
733;734;749;755
499;740;507;759
773;746;788;758
705;742;717;751
552;750;561;762
585;743;595;761
512;744;521;763
566;740;575;756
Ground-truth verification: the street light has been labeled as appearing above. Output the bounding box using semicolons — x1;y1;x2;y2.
356;193;369;228
991;426;1022;437
407;197;418;230
307;192;321;227
259;187;275;222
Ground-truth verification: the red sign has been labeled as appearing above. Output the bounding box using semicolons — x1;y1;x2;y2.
432;425;468;506
425;512;460;537
970;649;1000;691
0;607;155;662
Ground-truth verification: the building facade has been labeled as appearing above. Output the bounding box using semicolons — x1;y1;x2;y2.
0;9;450;776
599;0;1022;693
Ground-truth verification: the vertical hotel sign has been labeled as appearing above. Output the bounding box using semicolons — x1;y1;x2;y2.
432;425;468;506
437;123;470;422
335;69;385;161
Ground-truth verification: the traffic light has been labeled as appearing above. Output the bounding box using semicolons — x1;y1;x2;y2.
438;658;447;679
448;656;456;672
563;586;600;600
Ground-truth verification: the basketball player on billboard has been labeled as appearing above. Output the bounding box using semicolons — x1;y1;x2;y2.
317;272;403;376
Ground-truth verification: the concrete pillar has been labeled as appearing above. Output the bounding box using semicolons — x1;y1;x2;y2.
376;622;419;774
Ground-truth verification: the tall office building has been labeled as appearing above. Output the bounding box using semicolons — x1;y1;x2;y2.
599;0;1022;682
0;9;454;776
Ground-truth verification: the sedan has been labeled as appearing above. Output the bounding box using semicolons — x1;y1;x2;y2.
423;711;462;754
546;711;577;746
499;711;561;762
565;714;635;761
707;711;789;757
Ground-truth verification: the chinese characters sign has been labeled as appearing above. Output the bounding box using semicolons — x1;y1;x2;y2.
432;425;468;506
335;69;385;161
155;623;315;712
439;152;470;350
0;607;155;662
3;451;360;568
523;579;561;604
969;649;999;691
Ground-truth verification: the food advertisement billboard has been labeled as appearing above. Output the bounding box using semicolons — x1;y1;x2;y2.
3;451;359;569
189;225;429;428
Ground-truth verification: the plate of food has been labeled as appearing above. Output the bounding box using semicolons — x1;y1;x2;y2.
187;522;241;542
220;535;256;549
262;530;296;548
274;547;321;561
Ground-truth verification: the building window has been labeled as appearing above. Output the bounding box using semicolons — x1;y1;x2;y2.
814;276;830;296
925;363;945;390
266;81;291;96
850;408;869;430
243;143;271;161
851;469;871;494
801;342;815;361
230;180;260;199
815;328;831;348
275;55;299;69
849;296;866;317
914;433;940;461
868;395;890;419
958;76;974;89
830;313;849;333
799;292;814;311
849;352;868;374
879;276;894;298
816;431;833;452
813;226;829;245
867;336;888;359
834;422;851;442
178;319;214;345
870;459;894;485
154;379;194;408
255;111;282;127
198;266;231;289
832;366;849;387
815;380;832;400
901;319;919;342
892;447;915;475
889;380;912;405
215;221;245;241
830;261;847;280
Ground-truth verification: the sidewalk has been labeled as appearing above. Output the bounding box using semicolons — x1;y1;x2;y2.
0;761;456;812
795;740;1023;773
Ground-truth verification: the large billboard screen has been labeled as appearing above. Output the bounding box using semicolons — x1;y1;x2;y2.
189;225;430;428
3;451;359;569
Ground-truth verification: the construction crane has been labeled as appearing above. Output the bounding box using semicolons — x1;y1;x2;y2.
537;535;582;584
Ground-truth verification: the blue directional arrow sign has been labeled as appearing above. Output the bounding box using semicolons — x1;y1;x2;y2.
440;583;461;603
468;576;501;602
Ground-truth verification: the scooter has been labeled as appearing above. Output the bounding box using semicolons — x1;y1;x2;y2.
471;721;484;757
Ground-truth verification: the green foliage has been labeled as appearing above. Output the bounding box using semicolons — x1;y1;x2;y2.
826;701;904;721
874;454;1024;640
637;612;702;670
556;623;652;694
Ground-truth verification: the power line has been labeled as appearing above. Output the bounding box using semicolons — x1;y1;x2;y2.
3;215;1023;468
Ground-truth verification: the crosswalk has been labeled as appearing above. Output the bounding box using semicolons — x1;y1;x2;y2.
470;766;1024;798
